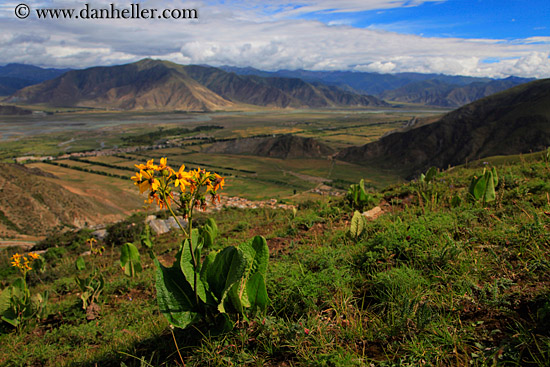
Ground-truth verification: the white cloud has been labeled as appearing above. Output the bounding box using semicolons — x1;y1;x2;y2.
0;0;548;78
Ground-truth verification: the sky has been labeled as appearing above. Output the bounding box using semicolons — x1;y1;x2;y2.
0;0;549;78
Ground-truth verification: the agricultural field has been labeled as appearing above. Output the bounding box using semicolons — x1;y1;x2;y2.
1;149;550;366
2;108;430;207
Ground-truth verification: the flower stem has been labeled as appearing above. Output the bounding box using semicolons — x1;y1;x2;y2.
163;191;199;304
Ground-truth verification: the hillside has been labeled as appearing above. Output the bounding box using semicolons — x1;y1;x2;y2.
7;59;386;111
0;105;32;115
185;65;387;108
204;134;335;159
2;152;550;366
337;78;550;176
0;163;128;237
380;77;531;107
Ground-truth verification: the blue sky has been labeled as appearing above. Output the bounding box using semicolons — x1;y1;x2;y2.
0;0;549;77
292;0;549;39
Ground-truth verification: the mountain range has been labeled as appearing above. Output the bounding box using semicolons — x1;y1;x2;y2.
0;63;70;96
1;60;535;111
220;66;533;107
6;59;387;111
336;78;550;177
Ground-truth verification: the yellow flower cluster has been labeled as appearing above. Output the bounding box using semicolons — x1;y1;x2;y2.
11;252;40;273
131;158;225;210
87;238;105;256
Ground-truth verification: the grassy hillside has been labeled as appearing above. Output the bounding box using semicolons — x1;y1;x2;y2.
0;163;137;238
1;150;549;366
338;78;550;177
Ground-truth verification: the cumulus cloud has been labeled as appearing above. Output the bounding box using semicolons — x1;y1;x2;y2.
0;0;548;78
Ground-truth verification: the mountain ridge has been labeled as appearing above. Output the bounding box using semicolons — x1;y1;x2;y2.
336;78;550;177
221;66;533;107
7;59;387;111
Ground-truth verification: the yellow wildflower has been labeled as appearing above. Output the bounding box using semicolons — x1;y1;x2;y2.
131;171;143;186
157;157;168;171
173;164;191;190
135;159;157;171
10;253;21;268
28;252;40;260
208;174;225;192
137;170;160;194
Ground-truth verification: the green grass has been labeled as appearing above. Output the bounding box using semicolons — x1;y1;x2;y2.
2;150;550;365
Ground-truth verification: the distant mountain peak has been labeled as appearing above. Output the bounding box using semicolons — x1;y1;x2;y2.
7;60;387;111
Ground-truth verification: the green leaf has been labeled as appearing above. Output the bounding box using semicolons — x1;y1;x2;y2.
484;171;496;203
349;211;365;239
425;166;437;183
0;287;13;317
202;218;219;248
206;247;247;313
179;238;208;304
472;176;486;201
155;259;200;329
231;236;269;312
120;243;142;277
245;273;268;312
75;257;86;271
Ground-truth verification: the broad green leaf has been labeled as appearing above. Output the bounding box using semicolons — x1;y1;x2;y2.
245;273;268;312
350;211;365;239
231;236;269;312
473;176;487;200
179;238;208;304
0;287;13;316
240;236;269;275
206;247;247;313
75;257;86;271
120;243;142;277
155;259;200;329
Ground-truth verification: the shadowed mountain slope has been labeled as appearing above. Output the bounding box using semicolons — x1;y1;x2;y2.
380;77;532;107
205;135;335;159
184;65;387;108
336;78;550;177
